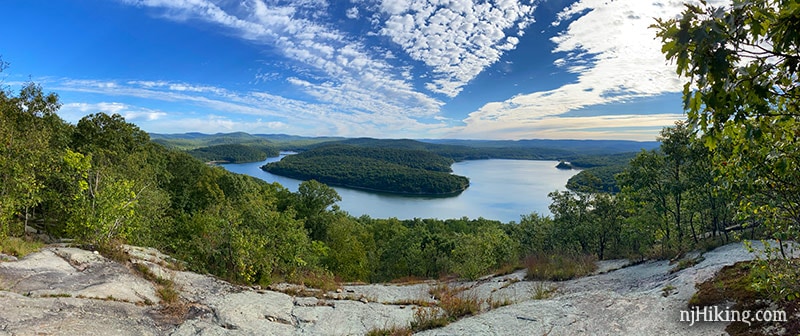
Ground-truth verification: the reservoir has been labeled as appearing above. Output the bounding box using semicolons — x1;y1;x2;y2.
221;155;579;223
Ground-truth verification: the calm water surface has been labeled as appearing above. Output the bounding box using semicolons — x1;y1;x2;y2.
221;155;579;223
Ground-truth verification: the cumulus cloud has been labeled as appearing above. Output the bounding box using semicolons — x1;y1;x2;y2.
453;0;727;140
346;7;359;19
377;0;536;97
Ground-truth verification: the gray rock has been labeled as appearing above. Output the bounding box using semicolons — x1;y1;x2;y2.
293;301;415;335
0;291;162;335
0;253;17;262
0;248;159;304
0;241;783;336
416;241;781;336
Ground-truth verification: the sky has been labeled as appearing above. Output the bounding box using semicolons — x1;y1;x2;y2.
0;0;726;141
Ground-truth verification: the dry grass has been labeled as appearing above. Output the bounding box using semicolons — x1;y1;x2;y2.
135;263;190;325
492;262;523;277
289;269;339;292
661;284;676;297
409;306;449;332
389;275;430;285
498;277;521;290
96;240;129;264
524;253;597;281
0;236;43;258
365;325;413;336
387;298;435;307
487;295;514;309
131;262;179;305
530;282;557;300
41;293;72;298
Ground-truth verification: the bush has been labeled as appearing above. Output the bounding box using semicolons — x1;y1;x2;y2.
0;236;43;258
524;253;597;281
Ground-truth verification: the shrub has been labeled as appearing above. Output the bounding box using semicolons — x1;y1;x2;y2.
530;282;557;300
365;325;413;336
0;236;43;257
409;306;449;332
524;253;597;281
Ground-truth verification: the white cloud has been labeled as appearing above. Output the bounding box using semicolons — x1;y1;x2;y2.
60;102;168;123
120;0;444;124
453;0;727;140
145;115;290;134
51;78;450;138
346;7;360;19
377;0;536;97
453;113;685;141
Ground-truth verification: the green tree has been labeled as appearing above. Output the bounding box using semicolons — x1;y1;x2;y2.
0;82;65;237
548;190;592;254
66;113;169;246
654;0;800;300
322;214;373;281
295;180;341;241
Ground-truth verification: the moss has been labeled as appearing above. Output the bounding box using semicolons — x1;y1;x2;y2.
689;262;758;308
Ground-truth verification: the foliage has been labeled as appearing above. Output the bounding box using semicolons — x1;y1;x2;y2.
690;260;799;336
566;165;626;193
654;0;800;299
449;226;519;280
187;143;278;163
0;82;67;237
0;66;759;293
617;122;734;256
0;236;43;257
565;153;637;193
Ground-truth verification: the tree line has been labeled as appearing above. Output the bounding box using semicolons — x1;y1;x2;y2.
187;143;279;163
0;80;728;286
0;80;745;286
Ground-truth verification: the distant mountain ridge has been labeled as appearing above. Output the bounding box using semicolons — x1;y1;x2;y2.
150;133;655;194
422;138;660;155
150;132;658;155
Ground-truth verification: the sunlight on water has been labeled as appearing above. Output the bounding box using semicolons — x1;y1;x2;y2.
221;156;578;223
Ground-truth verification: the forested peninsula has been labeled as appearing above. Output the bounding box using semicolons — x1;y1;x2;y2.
262;144;470;195
188;143;279;163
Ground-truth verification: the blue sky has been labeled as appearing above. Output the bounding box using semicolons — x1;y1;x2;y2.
0;0;723;140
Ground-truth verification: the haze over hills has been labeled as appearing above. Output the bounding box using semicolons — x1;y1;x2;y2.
150;132;659;155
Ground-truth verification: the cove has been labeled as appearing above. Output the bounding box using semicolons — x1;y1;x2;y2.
221;154;579;223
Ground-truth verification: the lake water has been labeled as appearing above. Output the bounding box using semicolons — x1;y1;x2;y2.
221;155;579;223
